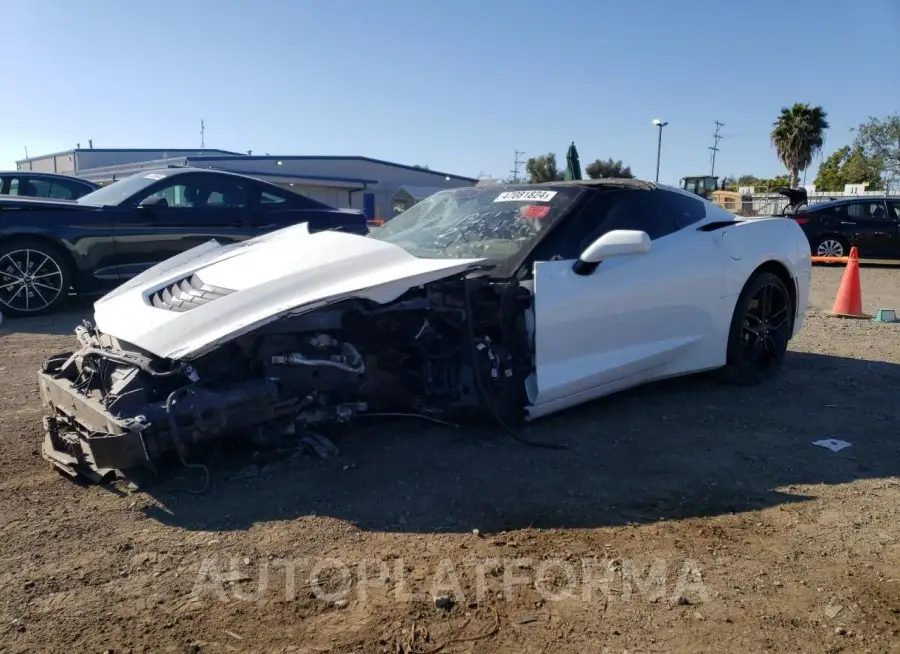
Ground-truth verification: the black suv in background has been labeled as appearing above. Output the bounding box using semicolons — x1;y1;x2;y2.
790;196;900;259
0;171;100;200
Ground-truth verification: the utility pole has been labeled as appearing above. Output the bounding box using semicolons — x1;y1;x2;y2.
709;121;724;176
653;120;668;183
511;150;526;183
200;119;206;149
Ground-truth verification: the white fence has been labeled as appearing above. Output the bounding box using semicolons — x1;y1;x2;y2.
742;189;889;216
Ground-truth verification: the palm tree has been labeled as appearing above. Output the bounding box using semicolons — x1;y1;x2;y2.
770;103;830;188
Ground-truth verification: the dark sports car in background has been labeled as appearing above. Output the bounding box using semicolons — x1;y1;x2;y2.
0;171;100;200
787;193;900;259
0;167;368;316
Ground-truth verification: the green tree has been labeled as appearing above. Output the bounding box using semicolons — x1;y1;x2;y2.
851;113;899;186
814;145;884;191
585;158;634;179
770;103;830;189
841;147;884;190
526;153;564;183
814;147;848;191
733;174;790;191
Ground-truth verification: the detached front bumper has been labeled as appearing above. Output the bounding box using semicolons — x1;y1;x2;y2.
37;342;291;484
38;369;153;483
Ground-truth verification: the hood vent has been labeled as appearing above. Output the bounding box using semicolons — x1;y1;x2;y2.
146;273;235;312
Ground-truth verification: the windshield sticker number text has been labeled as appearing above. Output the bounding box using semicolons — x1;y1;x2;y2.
493;190;558;203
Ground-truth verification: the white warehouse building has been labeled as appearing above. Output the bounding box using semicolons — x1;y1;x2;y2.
15;147;478;221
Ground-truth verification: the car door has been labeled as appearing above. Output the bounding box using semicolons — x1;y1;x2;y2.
838;199;898;257
887;200;900;257
528;189;729;414
111;173;260;280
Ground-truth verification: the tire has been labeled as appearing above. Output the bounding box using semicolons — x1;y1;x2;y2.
0;238;72;317
812;235;848;258
720;271;793;386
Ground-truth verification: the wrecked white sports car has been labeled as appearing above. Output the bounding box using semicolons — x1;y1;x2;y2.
38;179;811;483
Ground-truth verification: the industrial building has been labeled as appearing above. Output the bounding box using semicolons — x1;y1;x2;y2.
15;148;478;220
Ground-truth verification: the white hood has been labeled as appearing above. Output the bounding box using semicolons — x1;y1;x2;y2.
93;222;485;360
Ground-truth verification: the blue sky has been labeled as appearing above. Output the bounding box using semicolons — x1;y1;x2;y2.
2;0;898;185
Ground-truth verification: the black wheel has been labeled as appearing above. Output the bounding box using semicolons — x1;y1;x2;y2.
812;235;848;258
721;272;793;385
0;239;71;317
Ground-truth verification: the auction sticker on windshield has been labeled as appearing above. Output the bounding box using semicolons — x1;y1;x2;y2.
494;190;558;202
522;205;551;218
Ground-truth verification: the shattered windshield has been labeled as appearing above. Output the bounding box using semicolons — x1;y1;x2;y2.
367;186;584;261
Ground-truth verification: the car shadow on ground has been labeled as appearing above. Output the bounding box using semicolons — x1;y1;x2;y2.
0;295;94;337
137;349;900;534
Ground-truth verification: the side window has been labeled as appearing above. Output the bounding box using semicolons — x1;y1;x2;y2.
553;190;678;259
138;184;191;208
845;203;864;219
47;182;77;200
660;190;707;229
201;179;248;208
586;191;679;241
24;179;53;198
137;179;249;208
261;190;288;205
829;204;847;218
888;201;900;221
847;201;889;220
2;177;22;196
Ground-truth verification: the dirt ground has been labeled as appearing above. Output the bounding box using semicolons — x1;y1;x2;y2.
1;264;899;654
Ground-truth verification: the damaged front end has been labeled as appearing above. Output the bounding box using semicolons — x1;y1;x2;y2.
37;275;534;483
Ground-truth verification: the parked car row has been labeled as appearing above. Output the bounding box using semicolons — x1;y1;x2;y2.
0;167;368;316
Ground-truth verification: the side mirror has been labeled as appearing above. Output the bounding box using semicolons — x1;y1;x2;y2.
139;195;168;209
572;229;650;275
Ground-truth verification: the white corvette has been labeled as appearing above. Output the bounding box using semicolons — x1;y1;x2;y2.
37;179;811;483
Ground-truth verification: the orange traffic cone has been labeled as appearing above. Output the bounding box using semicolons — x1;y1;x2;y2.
829;247;871;319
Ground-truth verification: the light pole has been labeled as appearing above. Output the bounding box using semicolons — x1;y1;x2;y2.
652;119;668;183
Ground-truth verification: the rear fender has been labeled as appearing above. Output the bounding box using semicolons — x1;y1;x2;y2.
716;218;811;337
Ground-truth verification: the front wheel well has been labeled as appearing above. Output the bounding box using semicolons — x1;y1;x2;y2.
0;234;80;290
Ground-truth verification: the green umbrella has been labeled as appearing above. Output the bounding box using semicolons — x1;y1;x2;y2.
564;141;582;181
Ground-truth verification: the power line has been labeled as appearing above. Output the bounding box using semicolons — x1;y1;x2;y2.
709;120;724;176
510;150;526;183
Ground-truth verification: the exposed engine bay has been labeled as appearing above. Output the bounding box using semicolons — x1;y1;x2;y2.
37;275;535;483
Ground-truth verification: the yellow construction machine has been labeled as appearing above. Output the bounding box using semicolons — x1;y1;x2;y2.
679;175;744;214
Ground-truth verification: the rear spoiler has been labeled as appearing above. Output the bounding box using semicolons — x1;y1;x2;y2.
776;186;808;215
